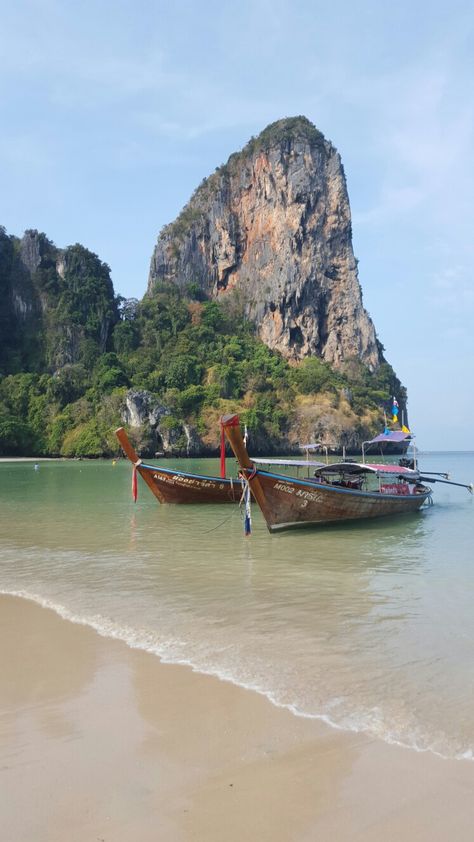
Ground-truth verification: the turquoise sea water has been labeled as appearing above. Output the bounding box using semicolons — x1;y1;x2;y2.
1;452;473;760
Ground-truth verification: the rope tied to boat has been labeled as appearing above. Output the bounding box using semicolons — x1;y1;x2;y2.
238;467;256;536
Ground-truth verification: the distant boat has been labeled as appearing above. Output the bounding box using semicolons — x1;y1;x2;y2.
115;427;243;504
221;414;472;532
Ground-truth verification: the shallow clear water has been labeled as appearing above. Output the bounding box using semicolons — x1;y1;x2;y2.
1;453;473;759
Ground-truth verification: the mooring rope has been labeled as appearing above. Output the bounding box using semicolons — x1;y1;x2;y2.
201;511;237;534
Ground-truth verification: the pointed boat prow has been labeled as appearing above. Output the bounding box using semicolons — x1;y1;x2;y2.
220;414;271;520
220;414;254;469
115;427;141;465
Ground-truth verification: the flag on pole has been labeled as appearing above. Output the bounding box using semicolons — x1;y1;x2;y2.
392;397;399;423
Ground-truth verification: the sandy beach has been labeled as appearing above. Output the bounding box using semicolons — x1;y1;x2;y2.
1;594;473;842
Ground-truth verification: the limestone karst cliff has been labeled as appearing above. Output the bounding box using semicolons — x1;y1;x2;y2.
1;120;408;457
148;117;382;371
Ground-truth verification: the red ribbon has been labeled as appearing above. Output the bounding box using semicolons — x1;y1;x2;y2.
132;465;138;502
220;424;226;479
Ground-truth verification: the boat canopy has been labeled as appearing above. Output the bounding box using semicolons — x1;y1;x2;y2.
366;431;411;445
313;462;419;477
251;458;327;468
365;463;418;475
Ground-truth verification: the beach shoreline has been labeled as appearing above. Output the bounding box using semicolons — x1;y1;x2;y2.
0;457;65;462
2;593;474;841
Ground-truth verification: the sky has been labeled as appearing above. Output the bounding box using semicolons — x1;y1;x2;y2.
1;0;473;450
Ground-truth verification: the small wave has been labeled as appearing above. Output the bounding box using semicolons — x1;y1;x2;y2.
2;587;473;764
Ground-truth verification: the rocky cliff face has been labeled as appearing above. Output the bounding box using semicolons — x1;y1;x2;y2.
148;117;382;371
0;227;117;373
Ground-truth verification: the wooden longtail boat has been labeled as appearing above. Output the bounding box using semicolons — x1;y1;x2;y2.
115;427;243;504
221;414;433;532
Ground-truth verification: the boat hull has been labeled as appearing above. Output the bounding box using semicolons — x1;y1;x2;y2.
115;426;243;504
250;470;431;532
138;464;243;504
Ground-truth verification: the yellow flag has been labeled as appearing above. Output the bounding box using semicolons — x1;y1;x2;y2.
401;424;410;434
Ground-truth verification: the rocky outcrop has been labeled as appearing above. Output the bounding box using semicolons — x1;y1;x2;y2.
121;390;203;456
19;229;44;276
119;388;401;458
122;390;170;429
148;117;382;371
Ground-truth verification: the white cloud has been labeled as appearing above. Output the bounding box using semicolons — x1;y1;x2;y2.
0;134;54;168
353;185;425;225
431;266;474;313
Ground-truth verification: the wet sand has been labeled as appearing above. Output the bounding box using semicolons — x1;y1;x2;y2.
1;594;474;842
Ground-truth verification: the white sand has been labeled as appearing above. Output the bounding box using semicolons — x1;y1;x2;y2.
1;594;474;842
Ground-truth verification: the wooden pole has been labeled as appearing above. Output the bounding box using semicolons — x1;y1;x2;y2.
115;427;167;503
